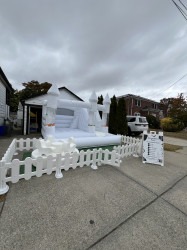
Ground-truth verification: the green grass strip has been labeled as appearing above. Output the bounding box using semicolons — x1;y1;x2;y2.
20;151;36;174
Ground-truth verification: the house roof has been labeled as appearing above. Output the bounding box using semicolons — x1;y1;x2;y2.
22;86;83;105
0;67;14;92
58;87;83;101
117;94;159;104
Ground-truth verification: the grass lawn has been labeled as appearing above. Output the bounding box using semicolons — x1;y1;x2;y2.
163;131;187;140
164;143;183;152
78;145;116;152
20;151;36;174
0;194;6;201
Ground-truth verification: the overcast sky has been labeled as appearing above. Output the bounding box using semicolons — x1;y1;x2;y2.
0;0;187;101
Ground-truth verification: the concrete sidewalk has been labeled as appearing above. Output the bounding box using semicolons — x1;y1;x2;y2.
0;135;187;250
164;136;187;147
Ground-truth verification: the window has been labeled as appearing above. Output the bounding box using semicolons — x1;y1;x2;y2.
152;103;157;109
127;117;136;122
139;117;147;123
135;99;141;107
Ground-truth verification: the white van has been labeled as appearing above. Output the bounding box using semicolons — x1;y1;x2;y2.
127;115;148;136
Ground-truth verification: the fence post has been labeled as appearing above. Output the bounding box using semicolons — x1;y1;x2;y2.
133;142;139;157
136;139;143;156
97;148;102;166
55;154;63;179
91;149;98;170
110;150;121;167
0;161;9;195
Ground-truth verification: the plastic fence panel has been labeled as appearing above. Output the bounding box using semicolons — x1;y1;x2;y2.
79;150;85;168
46;155;54;175
71;152;79;169
24;157;33;180
85;150;91;166
35;157;43;177
64;153;71;171
25;138;31;150
11;159;20;183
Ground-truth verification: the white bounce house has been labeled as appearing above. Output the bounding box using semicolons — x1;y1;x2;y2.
41;84;121;148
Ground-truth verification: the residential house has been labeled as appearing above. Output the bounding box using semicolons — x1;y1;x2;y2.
21;87;83;135
0;67;14;126
117;94;165;119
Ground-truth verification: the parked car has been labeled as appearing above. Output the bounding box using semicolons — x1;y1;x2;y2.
127;115;149;136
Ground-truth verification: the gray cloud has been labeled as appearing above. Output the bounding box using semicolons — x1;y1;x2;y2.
0;0;187;101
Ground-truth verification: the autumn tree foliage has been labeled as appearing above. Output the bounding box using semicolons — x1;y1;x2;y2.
19;80;52;101
168;93;187;127
160;93;187;130
9;81;52;111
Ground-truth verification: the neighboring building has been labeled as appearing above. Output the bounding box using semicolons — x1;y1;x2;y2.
21;86;83;135
0;67;14;125
117;94;165;119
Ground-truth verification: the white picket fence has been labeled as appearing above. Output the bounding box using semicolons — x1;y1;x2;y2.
0;137;142;195
121;135;141;145
114;143;138;157
0;138;122;194
1;138;39;163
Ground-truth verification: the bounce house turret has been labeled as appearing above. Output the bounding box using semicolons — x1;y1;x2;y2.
103;94;110;112
88;91;97;132
45;84;60;136
47;84;60;109
101;94;111;132
89;91;97;111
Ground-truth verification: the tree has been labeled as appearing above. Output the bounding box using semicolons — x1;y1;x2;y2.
168;93;186;115
9;90;21;112
97;95;103;118
160;93;187;129
109;95;117;134
116;97;128;135
146;115;160;129
19;80;52;101
9;81;52;112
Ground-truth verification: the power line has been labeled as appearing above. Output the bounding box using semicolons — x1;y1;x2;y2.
178;0;187;11
162;74;187;92
171;0;187;21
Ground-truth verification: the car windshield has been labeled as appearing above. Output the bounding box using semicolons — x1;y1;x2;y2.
139;117;147;123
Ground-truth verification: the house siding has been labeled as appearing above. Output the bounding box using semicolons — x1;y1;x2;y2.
0;80;6;125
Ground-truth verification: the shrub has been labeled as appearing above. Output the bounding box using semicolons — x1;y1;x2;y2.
146;115;160;129
116;98;128;135
109;95;117;134
160;117;184;132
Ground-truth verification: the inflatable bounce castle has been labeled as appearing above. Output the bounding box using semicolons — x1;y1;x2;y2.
41;84;121;148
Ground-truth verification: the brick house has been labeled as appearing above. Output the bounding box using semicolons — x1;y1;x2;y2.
117;94;165;119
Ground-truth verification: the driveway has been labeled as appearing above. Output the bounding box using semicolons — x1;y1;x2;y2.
0;134;187;250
